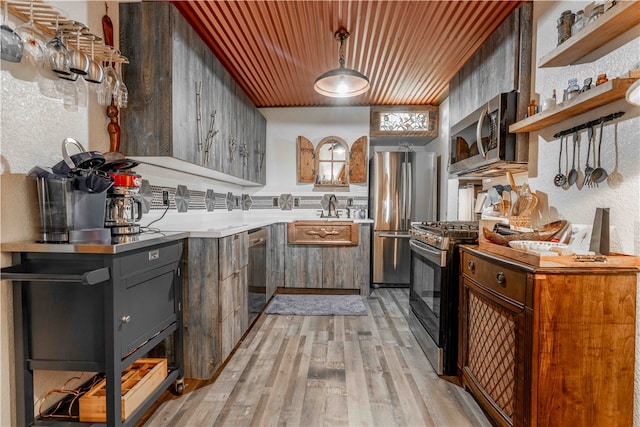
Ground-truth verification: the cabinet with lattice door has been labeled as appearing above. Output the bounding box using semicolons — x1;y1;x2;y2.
458;245;637;427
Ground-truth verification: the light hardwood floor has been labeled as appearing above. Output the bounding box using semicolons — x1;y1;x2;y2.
142;288;491;426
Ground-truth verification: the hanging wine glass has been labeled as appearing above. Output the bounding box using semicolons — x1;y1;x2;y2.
84;36;103;84
1;0;23;63
102;50;119;103
61;79;79;112
95;76;109;105
114;61;128;108
76;78;87;108
68;25;89;75
56;32;78;81
14;1;43;67
44;16;70;75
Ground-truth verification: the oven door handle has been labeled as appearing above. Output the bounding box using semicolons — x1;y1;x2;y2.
378;232;411;239
410;239;447;267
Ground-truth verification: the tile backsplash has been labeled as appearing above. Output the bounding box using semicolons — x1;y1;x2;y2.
146;182;367;213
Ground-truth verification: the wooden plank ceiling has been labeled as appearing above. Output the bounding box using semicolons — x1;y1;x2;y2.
172;1;523;108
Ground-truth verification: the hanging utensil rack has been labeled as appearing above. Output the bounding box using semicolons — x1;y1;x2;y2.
2;0;128;64
552;111;625;138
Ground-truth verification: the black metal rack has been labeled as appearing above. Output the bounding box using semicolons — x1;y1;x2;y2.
552;111;625;138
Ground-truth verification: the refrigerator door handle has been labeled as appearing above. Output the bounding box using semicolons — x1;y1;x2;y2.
406;160;412;228
400;161;407;224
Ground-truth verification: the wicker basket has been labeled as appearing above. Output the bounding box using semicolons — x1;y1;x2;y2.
509;215;533;230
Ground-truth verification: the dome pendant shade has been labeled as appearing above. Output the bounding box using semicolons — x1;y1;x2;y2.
626;79;640;106
314;67;370;97
314;28;370;98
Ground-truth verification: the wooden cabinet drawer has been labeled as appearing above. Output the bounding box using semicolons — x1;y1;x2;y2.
219;232;248;280
461;251;526;305
287;221;359;245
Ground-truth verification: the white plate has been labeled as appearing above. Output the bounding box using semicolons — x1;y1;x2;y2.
508;240;569;252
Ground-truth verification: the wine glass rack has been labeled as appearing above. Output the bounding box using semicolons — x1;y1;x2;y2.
2;0;128;64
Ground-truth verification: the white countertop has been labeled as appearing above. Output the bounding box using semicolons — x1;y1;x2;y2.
144;209;372;238
0;210;372;254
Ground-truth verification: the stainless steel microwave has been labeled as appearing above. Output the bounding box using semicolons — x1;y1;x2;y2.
449;91;527;177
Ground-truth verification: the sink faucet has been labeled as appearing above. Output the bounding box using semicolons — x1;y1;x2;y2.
327;194;338;218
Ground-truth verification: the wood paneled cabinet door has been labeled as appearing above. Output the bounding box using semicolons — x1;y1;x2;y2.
459;246;636;427
218;232;249;362
459;272;529;427
296;135;368;185
448;3;532;126
120;2;266;185
284;244;323;289
266;223;286;299
184;238;220;379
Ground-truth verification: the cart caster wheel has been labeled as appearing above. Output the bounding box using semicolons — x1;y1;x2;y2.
173;379;185;395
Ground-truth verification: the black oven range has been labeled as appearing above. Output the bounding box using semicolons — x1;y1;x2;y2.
408;221;478;376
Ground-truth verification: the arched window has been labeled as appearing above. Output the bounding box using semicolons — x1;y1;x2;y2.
315;136;349;186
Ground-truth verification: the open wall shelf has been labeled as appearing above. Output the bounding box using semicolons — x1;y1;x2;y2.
509;77;637;133
538;1;640;68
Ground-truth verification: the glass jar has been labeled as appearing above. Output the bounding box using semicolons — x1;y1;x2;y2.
557;10;575;45
588;4;605;24
566;78;580;100
571;10;586;36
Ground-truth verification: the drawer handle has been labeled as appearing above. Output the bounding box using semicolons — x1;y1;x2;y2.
149;249;160;261
467;261;475;273
496;272;506;285
121;315;131;324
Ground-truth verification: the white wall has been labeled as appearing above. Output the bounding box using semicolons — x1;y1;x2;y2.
529;1;640;256
258;104;453;222
258;106;370;196
0;3;122;424
529;2;640;424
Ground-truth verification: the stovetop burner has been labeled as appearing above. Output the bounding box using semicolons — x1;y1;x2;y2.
410;221;479;250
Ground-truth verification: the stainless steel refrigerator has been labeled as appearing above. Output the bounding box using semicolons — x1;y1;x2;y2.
369;150;437;286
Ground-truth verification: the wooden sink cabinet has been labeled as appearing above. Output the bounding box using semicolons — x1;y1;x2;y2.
287;220;359;246
284;221;370;295
458;245;637;427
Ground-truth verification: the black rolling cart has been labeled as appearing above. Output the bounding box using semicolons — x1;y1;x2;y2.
2;237;186;426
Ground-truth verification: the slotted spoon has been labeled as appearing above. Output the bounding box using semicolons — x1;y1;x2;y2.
553;135;566;187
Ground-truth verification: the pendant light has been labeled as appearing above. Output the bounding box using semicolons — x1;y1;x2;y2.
314;28;370;98
625;79;640;106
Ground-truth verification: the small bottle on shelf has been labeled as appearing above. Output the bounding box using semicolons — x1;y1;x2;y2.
541;90;557;111
596;73;608;86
